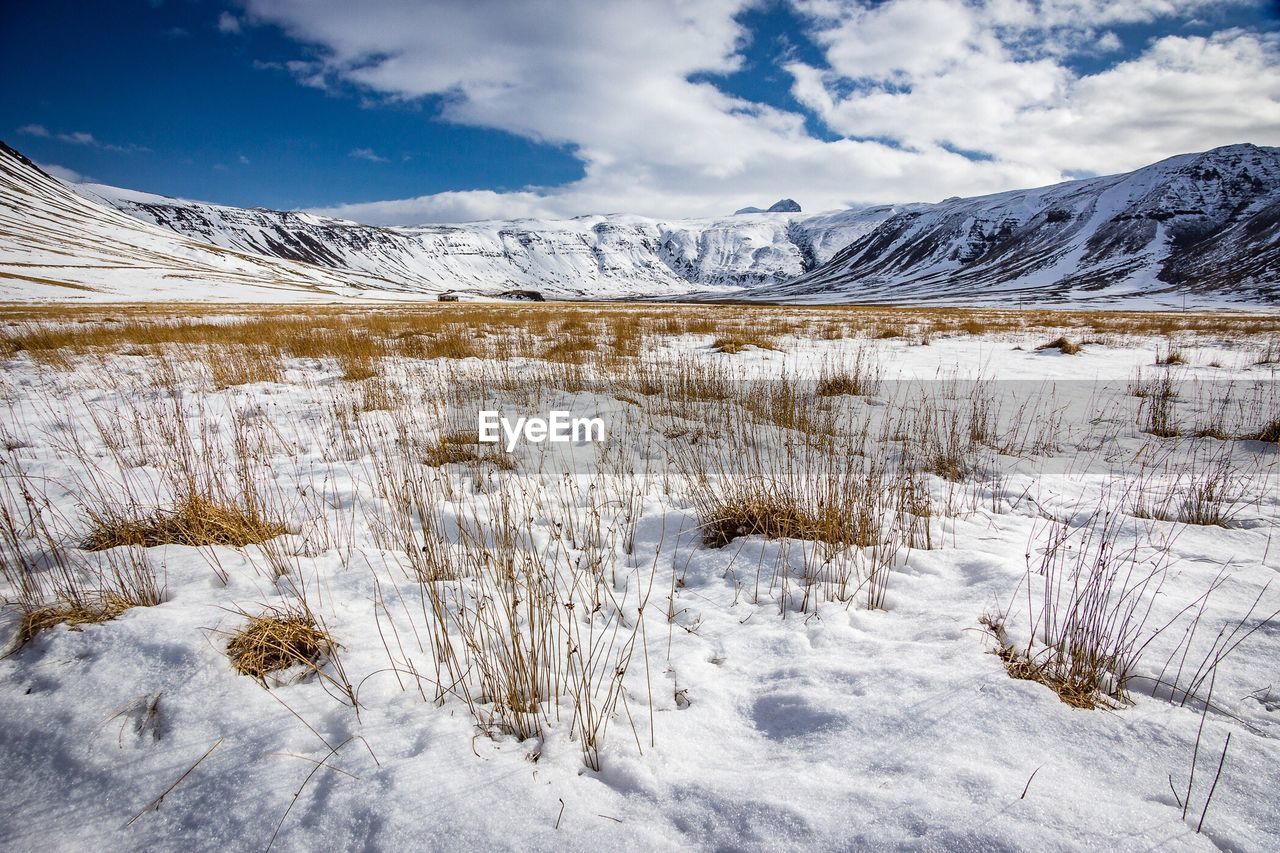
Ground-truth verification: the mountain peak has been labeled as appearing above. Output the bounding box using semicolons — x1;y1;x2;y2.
735;198;802;215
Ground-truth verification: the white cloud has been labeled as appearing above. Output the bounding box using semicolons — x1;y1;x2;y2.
18;125;146;153
789;2;1280;176
1096;31;1123;52
59;131;99;146
217;12;242;34
800;0;982;80
313;189;561;224
38;162;88;183
349;147;388;163
242;0;1280;223
311;142;1057;224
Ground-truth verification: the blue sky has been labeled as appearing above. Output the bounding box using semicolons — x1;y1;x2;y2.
3;1;1279;222
1;1;583;209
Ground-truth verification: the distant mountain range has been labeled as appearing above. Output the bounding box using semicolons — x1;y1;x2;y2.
74;175;889;300
1;140;1277;306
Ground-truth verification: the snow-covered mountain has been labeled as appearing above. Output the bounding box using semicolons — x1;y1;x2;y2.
3;138;1278;305
0;142;432;301
79;182;897;299
735;198;803;215
760;144;1280;305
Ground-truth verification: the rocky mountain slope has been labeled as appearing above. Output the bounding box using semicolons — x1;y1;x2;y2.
761;144;1280;305
0;142;426;301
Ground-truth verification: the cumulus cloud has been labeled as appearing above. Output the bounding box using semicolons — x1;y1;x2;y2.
788;0;1280;175
217;12;242;34
18;124;50;137
241;0;1280;223
1095;31;1123;53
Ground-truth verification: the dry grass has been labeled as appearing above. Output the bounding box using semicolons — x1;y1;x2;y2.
1130;443;1255;528
1253;418;1280;444
1156;341;1189;365
981;611;1106;709
83;494;287;550
540;337;592;364
988;490;1277;713
699;487;870;549
210;345;284;388
13;594;139;651
871;322;907;339
739;380;836;435
338;351;380;381
1037;335;1082;355
226;606;332;681
815;350;882;398
1;466;164;653
1141;372;1180;438
986;505;1186;709
353;377;400;412
1;304;1277;378
679;423;926;611
606;317;644;356
1256;339;1280;365
422;430;516;469
711;334;777;354
364;461;651;767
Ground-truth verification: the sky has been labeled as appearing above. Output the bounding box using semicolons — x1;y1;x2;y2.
3;0;1279;224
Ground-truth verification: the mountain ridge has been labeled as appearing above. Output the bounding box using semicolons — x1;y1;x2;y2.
760;144;1280;306
76;178;896;299
2;139;1278;306
0;140;421;301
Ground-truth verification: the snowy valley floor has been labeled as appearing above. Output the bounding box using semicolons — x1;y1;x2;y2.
0;303;1278;851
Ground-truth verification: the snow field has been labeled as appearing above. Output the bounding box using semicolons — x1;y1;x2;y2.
0;307;1278;851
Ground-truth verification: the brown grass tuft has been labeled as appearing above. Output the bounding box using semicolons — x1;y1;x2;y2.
226;607;332;680
698;480;875;549
83;494;287;550
711;334;776;354
423;431;516;469
815;350;881;398
980;612;1102;709
872;323;907;339
983;508;1186;710
1037;336;1082;355
1250;418;1280;444
13;595;137;651
1156;341;1188;365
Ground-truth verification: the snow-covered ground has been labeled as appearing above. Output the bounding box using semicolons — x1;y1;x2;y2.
0;315;1278;851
